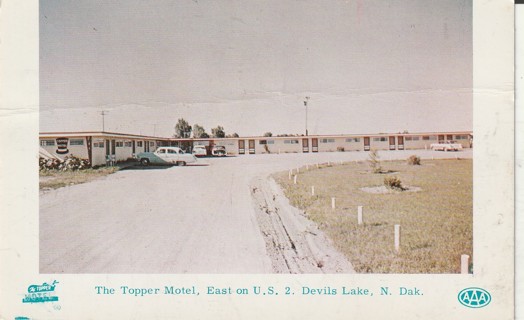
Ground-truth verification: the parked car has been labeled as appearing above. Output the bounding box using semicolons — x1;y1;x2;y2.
211;145;227;157
192;145;208;157
137;147;198;166
430;140;463;152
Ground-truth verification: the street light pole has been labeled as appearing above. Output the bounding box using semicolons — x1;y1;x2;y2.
100;111;108;132
304;96;310;136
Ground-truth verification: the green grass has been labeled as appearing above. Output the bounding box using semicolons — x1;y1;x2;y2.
274;159;472;273
39;167;119;190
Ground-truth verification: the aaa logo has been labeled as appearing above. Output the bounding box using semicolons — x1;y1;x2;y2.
457;287;491;308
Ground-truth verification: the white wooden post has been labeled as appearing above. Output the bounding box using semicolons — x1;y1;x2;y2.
328;161;331;166
288;170;292;180
394;225;401;253
331;197;336;210
306;164;309;170
311;186;315;196
294;175;297;185
316;163;319;169
357;206;363;225
461;254;470;274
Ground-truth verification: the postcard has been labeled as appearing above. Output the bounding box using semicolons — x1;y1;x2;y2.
0;0;516;319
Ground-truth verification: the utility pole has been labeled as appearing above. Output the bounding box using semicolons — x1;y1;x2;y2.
304;96;310;136
100;111;108;132
153;124;158;136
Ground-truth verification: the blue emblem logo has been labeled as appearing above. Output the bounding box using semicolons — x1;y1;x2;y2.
458;287;491;308
22;280;60;304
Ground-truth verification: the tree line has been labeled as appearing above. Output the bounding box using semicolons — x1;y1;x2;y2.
174;118;239;139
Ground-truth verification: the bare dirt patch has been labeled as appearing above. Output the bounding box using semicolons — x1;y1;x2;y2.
360;185;422;194
250;176;355;274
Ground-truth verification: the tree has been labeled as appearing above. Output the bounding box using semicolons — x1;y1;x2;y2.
192;124;208;138
211;125;225;138
263;132;273;137
226;133;239;138
174;118;192;138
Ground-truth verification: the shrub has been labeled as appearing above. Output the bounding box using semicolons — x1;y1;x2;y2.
407;155;421;165
337;147;345;152
384;176;405;191
368;149;383;173
39;154;91;171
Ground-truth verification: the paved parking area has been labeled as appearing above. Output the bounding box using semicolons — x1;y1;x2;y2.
40;149;472;273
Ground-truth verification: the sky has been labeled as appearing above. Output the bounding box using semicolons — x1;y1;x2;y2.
40;0;472;137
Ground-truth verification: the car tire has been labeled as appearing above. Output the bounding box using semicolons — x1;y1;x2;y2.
178;161;186;166
141;158;150;166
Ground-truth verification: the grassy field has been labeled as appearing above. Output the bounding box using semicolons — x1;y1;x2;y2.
274;158;472;274
39;167;119;190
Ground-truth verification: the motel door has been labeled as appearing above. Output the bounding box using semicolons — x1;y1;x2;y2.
397;136;404;150
145;141;149;152
389;136;396;150
302;138;309;153
105;139;110;156
132;141;136;155
238;140;245;154
111;140;116;155
364;137;370;151
248;139;255;154
446;134;453;141
312;138;318;152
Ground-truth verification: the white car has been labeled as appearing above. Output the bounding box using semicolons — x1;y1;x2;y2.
192;145;208;157
137;147;198;166
211;145;227;157
430;141;464;152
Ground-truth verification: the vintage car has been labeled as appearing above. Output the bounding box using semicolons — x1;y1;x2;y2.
192;145;208;157
430;140;464;152
136;147;198;166
211;145;227;157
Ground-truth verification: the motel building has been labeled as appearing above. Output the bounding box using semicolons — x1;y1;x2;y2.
39;131;473;167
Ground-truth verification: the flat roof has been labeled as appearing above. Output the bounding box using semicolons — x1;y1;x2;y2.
40;130;473;140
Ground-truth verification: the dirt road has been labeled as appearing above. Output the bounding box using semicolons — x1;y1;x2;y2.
40;149;471;273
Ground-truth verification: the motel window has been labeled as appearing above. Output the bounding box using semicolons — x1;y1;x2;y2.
259;140;267;145
455;135;469;140
284;139;299;144
40;140;55;146
124;141;132;147
405;137;412;141
70;139;84;146
320;139;335;143
412;136;420;141
93;141;105;148
149;141;155;147
422;136;430;141
372;137;387;142
345;138;360;143
116;141;124;147
137;141;143;147
267;140;274;144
